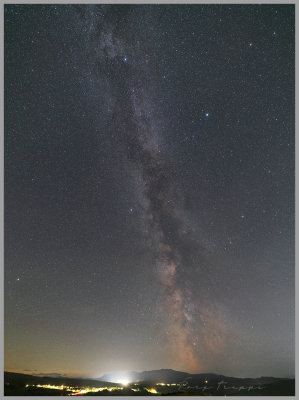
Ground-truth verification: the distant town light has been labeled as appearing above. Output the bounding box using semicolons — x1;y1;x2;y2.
147;388;158;394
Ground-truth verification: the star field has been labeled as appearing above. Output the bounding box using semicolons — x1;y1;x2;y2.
4;4;294;379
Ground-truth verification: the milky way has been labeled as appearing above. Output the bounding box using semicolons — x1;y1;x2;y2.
81;5;233;370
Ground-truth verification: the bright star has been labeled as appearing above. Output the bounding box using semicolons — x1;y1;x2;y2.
205;112;209;117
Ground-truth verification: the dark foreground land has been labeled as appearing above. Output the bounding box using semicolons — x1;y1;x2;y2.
4;370;295;396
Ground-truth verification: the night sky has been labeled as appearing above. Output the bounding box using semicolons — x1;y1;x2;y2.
5;4;294;379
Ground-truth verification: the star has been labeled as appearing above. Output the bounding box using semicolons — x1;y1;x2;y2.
205;112;209;117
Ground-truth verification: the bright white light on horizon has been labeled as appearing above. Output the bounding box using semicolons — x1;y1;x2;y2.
119;379;129;386
101;372;132;386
